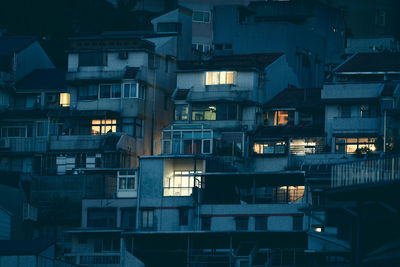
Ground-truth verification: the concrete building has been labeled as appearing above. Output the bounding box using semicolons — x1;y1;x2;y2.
323;52;400;154
212;0;345;88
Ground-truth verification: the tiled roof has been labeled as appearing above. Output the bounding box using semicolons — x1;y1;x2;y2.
174;89;190;100
0;36;37;57
15;69;66;91
124;67;140;79
264;87;322;109
177;53;283;72
0;240;53;255
335;52;400;73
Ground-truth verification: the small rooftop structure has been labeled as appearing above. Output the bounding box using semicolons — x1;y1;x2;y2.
264;87;322;110
334;52;400;74
177;53;283;72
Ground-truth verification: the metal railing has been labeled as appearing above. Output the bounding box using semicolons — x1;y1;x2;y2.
331;155;400;187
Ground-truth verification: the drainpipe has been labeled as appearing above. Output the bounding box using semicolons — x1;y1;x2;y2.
383;110;387;153
135;169;141;232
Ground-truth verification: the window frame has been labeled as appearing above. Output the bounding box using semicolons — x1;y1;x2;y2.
117;170;136;191
141;209;155;229
192;10;211;23
205;71;236;86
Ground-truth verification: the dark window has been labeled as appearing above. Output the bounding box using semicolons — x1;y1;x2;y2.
78;85;98;100
255;216;268;231
179;208;189;226
141;209;154;229
293;216;303;231
236;217;248;231
201;217;211;231
174;105;188;121
134;118;143;138
79;52;107;66
87;208;117;228
121;209;136;230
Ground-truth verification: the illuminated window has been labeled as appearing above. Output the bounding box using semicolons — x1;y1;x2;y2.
205;71;235;85
163;170;202;197
192;105;216;121
91;120;117;135
253;141;286;155
336;137;376;154
290;139;320;155
265;111;294;126
118;171;136;190
59;93;70;107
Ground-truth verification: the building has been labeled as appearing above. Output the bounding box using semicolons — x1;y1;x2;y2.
323;52;400;154
212;0;345;88
252;87;326;172
0;239;76;267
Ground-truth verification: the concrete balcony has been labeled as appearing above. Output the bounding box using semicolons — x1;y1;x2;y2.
0;137;48;153
332;117;381;134
188;88;256;103
48;135;106;151
66;70;125;82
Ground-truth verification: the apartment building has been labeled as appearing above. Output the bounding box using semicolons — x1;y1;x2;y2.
323;52;400;155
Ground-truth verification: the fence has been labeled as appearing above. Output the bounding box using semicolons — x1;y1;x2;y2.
331;155;400;187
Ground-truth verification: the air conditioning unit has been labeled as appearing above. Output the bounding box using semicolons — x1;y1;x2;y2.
0;139;10;149
23;203;38;221
118;51;128;60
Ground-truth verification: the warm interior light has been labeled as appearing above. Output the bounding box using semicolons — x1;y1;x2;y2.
314;227;324;233
60;93;70;107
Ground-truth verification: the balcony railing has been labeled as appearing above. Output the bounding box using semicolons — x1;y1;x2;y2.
332;117;381;133
331;155;400;188
0;137;48;153
66;70;126;81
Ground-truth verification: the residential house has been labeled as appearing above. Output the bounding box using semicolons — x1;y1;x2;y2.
323;52;400;154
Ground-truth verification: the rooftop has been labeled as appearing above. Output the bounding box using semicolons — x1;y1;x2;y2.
15;69;66;91
0;36;37;72
177;53;283;72
264;87;322;109
335;52;400;73
0;239;53;255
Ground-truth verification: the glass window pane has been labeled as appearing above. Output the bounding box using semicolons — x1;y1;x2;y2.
112;84;121;98
227;72;234;84
100;85;111;98
220;71;227;84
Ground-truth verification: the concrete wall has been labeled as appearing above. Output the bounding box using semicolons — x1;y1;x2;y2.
67;52;148;73
252;157;288;172
200;204;306;232
0;208;11;239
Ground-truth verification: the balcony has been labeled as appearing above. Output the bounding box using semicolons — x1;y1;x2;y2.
332;117;381;134
188;89;255;103
48;135;106;151
331;155;400;188
0;137;48;153
66;70;126;82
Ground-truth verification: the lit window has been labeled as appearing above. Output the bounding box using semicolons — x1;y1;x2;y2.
265;111;294;126
335;137;376;154
91;119;117;135
59;93;70;107
118;171;136;190
205;71;235;85
162;128;212;155
163;170;202;197
253;141;286;155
